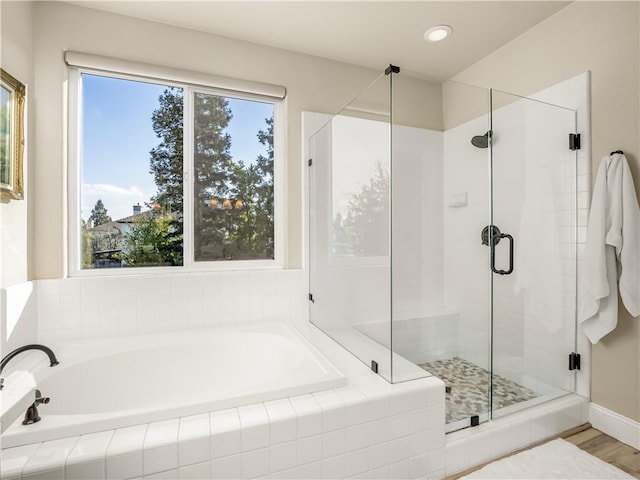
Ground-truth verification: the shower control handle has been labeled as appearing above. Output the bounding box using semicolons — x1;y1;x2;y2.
491;233;514;275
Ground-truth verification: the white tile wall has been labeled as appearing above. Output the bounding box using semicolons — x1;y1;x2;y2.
36;269;305;344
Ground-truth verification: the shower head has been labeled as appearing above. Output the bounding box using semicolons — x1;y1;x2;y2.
471;132;490;149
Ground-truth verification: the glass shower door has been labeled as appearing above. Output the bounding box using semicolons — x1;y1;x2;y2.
490;89;578;417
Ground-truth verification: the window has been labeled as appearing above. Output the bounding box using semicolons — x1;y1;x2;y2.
71;67;282;273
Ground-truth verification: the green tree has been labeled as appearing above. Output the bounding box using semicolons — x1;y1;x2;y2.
145;88;275;262
192;92;236;260
229;116;274;259
89;199;112;226
149;88;184;213
121;213;182;267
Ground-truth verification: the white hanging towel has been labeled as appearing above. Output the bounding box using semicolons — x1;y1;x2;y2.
578;152;640;344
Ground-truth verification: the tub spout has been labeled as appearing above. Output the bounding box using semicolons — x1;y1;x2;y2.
0;344;59;390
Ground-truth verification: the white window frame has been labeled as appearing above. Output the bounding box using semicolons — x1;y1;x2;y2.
67;58;285;276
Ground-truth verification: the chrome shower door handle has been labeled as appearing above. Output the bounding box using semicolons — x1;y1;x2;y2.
491;233;514;275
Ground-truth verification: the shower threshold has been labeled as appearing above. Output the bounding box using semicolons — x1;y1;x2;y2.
419;357;539;424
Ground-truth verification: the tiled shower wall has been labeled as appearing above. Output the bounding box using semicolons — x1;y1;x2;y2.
35;270;305;344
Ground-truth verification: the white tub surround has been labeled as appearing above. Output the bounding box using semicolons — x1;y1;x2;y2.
1;322;447;480
36;270;306;344
2;322;344;448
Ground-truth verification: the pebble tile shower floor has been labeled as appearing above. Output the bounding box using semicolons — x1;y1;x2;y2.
419;357;539;423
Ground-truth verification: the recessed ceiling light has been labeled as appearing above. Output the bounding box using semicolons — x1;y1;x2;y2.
424;25;453;42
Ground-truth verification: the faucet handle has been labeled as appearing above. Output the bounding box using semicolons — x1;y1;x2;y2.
34;389;50;405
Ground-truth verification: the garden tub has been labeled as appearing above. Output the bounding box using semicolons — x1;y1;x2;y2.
1;321;345;447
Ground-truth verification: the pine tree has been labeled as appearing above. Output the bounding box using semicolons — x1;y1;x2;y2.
89;199;112;226
192;92;235;260
137;88;275;264
149;88;184;213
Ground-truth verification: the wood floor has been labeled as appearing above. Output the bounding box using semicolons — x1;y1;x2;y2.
565;427;640;478
447;425;640;479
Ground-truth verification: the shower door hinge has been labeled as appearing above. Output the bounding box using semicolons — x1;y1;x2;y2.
308;158;313;167
371;360;379;374
569;133;581;151
385;64;400;75
308;293;315;303
569;352;581;371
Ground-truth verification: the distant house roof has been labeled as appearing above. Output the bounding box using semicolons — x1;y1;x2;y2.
86;210;155;233
85;209;180;233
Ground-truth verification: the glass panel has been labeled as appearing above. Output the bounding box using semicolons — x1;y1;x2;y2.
193;92;275;261
80;74;184;269
389;71;445;384
308;73;393;381
432;80;493;431
490;89;578;418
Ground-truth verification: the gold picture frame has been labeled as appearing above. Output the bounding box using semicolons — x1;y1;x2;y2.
1;68;25;201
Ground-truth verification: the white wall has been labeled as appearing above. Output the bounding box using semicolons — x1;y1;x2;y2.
1;1;38;356
30;1;442;278
0;1;34;287
450;0;640;424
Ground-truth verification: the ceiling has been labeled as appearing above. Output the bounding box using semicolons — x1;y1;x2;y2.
68;1;571;81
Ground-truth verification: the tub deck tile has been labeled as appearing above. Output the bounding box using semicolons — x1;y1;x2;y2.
0;442;41;479
22;436;79;477
65;458;105;480
334;386;370;427
177;460;210;479
264;399;296;444
66;430;114;465
209;408;240;435
238;404;270;452
178;414;210;440
178;414;211;466
106;451;143;480
289;394;322;438
143;443;177;477
107;424;148;457
144;419;179;448
312;390;346;432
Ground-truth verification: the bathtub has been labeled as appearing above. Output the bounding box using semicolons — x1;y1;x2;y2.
1;322;345;448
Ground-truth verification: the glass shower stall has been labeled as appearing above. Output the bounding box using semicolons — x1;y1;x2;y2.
308;66;580;432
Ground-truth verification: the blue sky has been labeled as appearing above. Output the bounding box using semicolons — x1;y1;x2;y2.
81;74;272;221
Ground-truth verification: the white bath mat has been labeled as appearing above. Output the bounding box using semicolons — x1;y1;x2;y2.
460;438;635;479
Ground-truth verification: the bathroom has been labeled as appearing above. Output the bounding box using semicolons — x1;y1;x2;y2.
1;1;639;479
